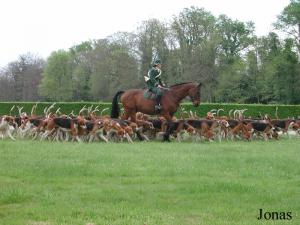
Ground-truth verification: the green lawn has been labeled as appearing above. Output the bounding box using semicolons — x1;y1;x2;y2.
0;139;299;225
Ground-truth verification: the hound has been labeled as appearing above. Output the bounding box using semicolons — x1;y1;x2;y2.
0;116;16;141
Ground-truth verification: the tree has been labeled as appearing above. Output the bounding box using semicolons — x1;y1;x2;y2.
39;50;73;101
0;69;14;101
215;15;255;103
69;41;94;101
216;15;255;64
255;33;283;103
274;0;300;53
1;53;44;101
171;7;218;101
273;38;300;104
215;59;246;103
136;19;171;86
89;39;139;101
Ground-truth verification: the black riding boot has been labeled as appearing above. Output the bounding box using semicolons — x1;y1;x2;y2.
155;95;162;112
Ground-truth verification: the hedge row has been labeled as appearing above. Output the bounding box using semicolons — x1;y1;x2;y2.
0;102;299;119
180;103;300;119
0;102;111;117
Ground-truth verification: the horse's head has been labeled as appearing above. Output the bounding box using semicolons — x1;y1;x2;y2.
188;83;201;107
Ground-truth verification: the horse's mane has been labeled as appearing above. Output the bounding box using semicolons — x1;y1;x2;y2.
170;82;194;87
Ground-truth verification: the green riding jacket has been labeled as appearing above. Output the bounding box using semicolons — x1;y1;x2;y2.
145;67;163;96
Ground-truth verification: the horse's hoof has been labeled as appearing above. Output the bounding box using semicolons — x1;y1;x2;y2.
163;136;171;142
155;105;162;113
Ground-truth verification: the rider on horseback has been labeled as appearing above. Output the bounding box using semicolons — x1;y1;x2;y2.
145;59;166;112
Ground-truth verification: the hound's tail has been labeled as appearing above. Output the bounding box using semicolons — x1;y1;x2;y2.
110;91;125;118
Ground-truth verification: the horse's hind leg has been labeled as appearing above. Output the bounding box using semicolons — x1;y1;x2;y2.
123;109;136;123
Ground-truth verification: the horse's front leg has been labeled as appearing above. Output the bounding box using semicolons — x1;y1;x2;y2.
161;112;173;142
161;112;172;121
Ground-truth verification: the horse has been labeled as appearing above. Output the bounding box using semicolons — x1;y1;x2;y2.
110;82;201;140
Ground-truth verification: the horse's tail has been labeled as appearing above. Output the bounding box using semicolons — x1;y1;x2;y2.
111;91;125;118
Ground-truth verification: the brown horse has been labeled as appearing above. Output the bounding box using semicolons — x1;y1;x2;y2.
110;82;201;122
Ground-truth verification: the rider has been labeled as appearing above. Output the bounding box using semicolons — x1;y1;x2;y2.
145;59;166;112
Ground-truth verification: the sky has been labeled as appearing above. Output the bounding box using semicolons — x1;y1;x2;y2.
0;0;290;68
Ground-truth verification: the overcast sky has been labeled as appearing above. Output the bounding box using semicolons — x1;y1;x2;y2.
0;0;290;68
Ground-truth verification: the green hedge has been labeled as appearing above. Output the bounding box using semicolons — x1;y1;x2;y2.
0;102;111;117
0;102;299;119
179;103;300;119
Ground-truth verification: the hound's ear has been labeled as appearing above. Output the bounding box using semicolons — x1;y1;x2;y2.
198;82;202;87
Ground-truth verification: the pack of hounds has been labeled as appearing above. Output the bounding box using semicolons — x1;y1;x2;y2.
1;104;300;143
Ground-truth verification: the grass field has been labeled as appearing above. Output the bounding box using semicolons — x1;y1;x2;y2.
0;138;299;225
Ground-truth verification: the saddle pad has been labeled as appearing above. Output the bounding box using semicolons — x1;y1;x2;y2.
144;90;157;99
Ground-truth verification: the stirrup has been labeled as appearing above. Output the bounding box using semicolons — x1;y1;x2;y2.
155;104;161;112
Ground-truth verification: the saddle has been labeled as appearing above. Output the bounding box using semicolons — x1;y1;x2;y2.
143;90;157;99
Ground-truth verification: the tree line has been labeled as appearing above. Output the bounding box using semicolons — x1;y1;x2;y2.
0;1;299;104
